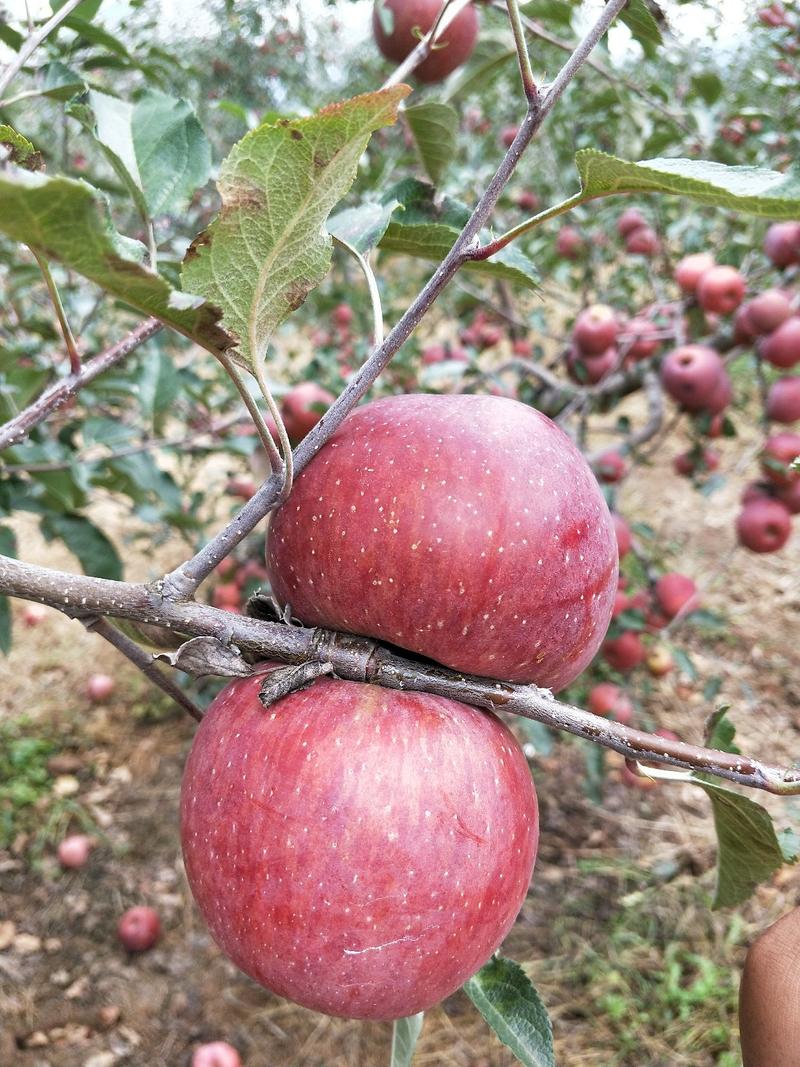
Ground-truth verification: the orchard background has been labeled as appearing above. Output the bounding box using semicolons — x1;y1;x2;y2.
1;0;799;1065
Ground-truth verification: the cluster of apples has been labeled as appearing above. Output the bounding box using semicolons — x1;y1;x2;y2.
210;555;269;615
567;298;665;384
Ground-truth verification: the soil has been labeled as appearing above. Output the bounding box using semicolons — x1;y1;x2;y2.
1;408;798;1067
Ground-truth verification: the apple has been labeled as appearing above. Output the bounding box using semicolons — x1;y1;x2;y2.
511;338;533;356
332;303;353;329
696;265;745;315
225;477;256;500
594;449;627;484
588;682;634;724
602;631;646;672
555;225;584;259
763;221;800;268
616;208;647;238
646;647;674;677
611;589;629;618
500;125;518;148
620;762;657;790
421;343;447;365
573;304;619;355
567;345;618;384
674;252;715;293
57;834;93;869
660;345;726;411
86;674;115;703
654;572;699;619
117;906;161;953
767;377;800;423
181;672;539;1020
516;190;540;213
612;513;632;558
740;907;800;1067
192;1042;242;1067
761;432;800;486
737;498;792;552
734;303;759;344
748;289;793;334
22;603;47;627
673;448;720;477
625;226;660;256
704;370;733;415
742;481;773;507
280;382;335;443
212;583;242;609
623;317;661;361
267;394;618;691
477;324;503;349
760;317;800;369
776;480;800;515
372;0;480;83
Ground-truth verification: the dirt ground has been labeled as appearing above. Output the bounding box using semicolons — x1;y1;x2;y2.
1;405;798;1067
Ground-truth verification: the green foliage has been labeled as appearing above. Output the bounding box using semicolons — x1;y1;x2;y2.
464;956;554;1067
390;1014;424;1067
0;719;56;848
405;102;458;186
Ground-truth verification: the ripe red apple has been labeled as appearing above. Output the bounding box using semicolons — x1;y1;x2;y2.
696;265;745;315
660;345;726;411
760;317;800;369
117;906;161;953
767;377;800;423
776;480;800;514
673;447;720;477
612;513;632;558
573;304;619;355
623;317;661;361
332;303;353;329
555;225;584;259
421;343;447;365
602;631;646;672
654;572;699;619
225;477;256;500
704;370;733;415
22;603;47;627
734;303;759;344
737;498;792;552
674;253;715;294
594;449;627;484
267;394;618;691
500;124;518;148
742;481;773;507
567;345;618;384
86;673;115;703
588;682;634;724
511;338;533;356
625;226;660;256
477;324;503;349
748;289;793;334
763;221;800;268
212;582;241;609
611;589;629;619
616;208;647;238
280;382;335;443
192;1042;242;1067
181;672;539;1020
516;190;540;213
761;432;800;485
57;834;93;869
372;0;480;83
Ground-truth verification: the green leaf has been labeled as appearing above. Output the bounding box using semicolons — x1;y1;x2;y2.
695;780;786;908
672;647;697;681
0;167;230;354
618;0;663;58
0;126;44;171
40;513;123;580
390;1014;424;1067
62;15;129;57
690;71;724;105
778;827;800;864
704;707;741;755
464;956;554;1067
51;0;103;20
138;347;181;430
39;60;86;101
0;23;23;51
515;719;553;757
328;199;402;255
575;150;800;219
405;101;458;186
182;86;410;373
443;38;515;101
520;1;574;26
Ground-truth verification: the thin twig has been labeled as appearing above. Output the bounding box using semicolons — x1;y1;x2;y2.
0;0;85;100
506;0;538;103
30;249;81;373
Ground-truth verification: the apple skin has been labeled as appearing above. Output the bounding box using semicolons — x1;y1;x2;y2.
617;208;647;237
192;1042;242;1067
766;377;800;423
267;394;618;691
760;317;800;369
737;498;792;553
281;383;335;444
372;0;479;83
776;481;800;515
516;190;540;213
181;672;539;1021
674;253;715;293
500;125;518;148
654;573;699;619
602;631;646;672
761;432;800;486
573;304;619;355
612;513;632;558
57;834;93;869
623;317;661;361
555;225;584;259
117;906;161;953
673;448;719;476
625;226;660;256
734;303;759;344
588;682;634;724
660;345;725;412
86;673;115;703
332;304;353;329
763;221;800;269
748;289;793;334
696;265;745;315
567;345;618;384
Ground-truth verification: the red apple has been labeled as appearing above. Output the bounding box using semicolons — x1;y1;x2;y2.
573;304;619;355
86;674;115;703
588;682;634;724
674;252;715;294
660;345;726;411
673;448;720;476
181;671;538;1020
511;338;533;356
696;265;745;315
117;906;161;953
516;190;540;213
734;303;759;344
748;289;793;334
612;513;632;558
555;225;584;259
267;394;618;691
611;589;629;619
654;572;699;619
616;208;647;238
761;432;800;485
500;125;518;148
421;343;447;365
192;1042;242;1067
57;834;93;869
567;345;618;384
225;477;256;500
372;0;480;83
623;317;661;361
767;377;800;423
280;382;335;443
776;480;800;514
763;221;800;268
212;583;241;609
760;317;800;369
737;498;792;552
594;449;628;484
477;324;503;349
22;603;47;627
742;481;774;507
602;631;646;672
704;370;733;415
625;226;660;256
332;304;353;329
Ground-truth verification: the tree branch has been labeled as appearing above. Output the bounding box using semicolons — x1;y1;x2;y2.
1;553;799;796
0;0;84;100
